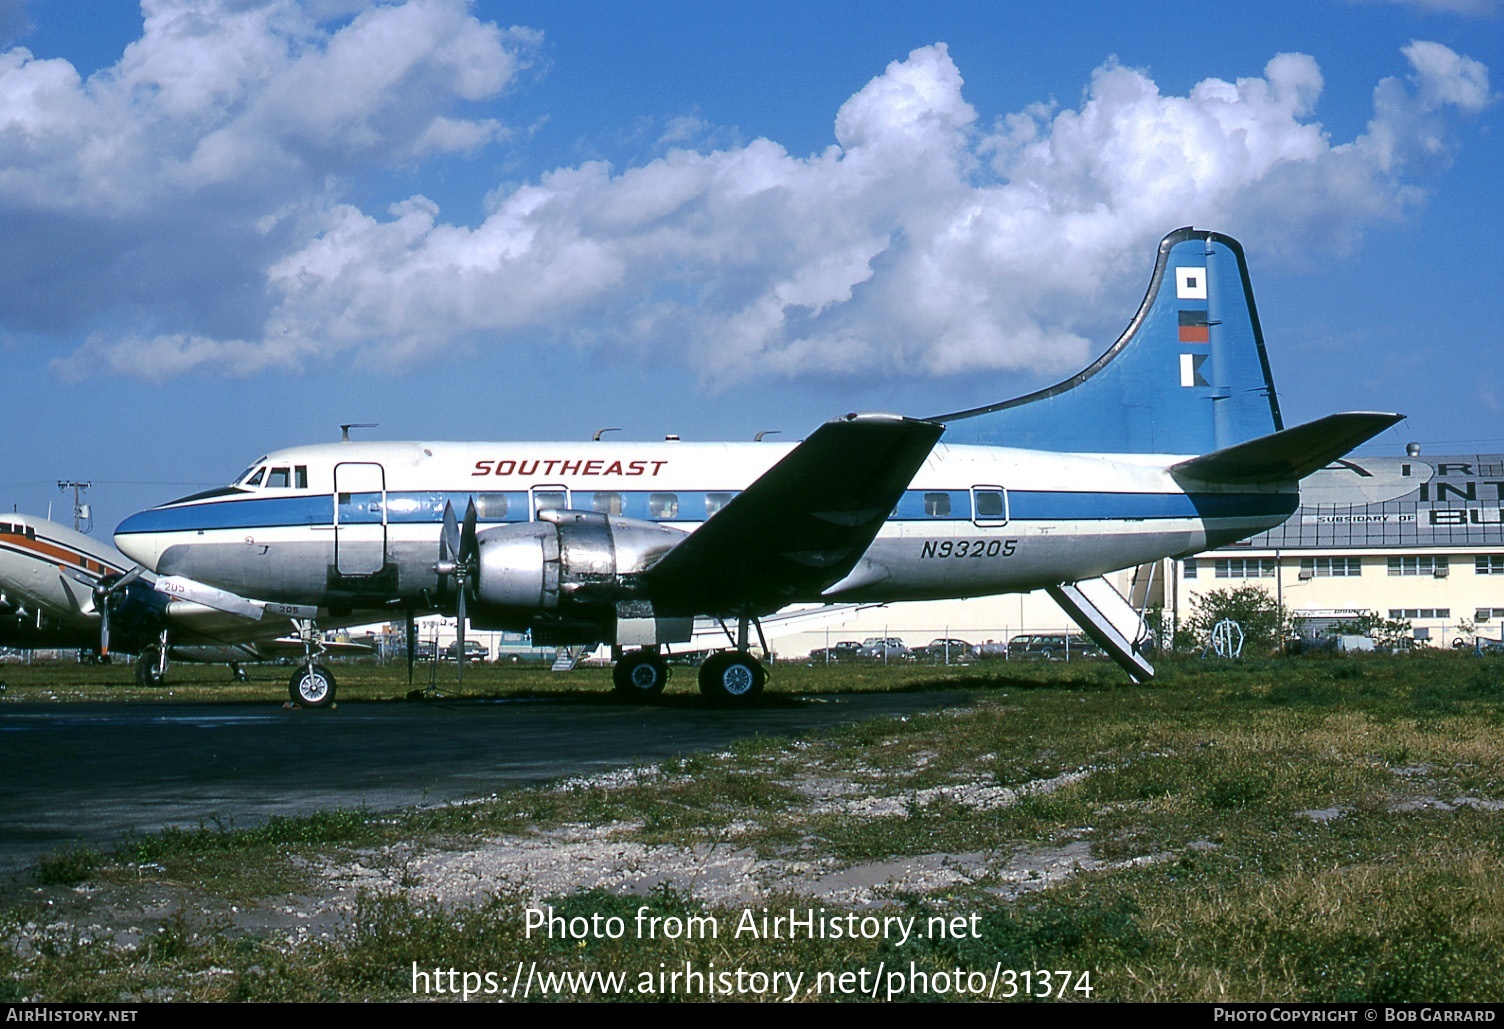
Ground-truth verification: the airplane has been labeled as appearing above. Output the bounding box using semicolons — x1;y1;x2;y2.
113;228;1403;706
0;511;371;693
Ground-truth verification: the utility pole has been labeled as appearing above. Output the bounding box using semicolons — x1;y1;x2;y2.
57;481;92;533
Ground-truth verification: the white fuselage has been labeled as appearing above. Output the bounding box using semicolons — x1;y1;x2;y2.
113;439;1297;613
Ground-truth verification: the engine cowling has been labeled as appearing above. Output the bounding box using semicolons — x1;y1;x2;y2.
474;509;688;612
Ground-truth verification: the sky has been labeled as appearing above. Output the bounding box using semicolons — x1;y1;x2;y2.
0;0;1500;534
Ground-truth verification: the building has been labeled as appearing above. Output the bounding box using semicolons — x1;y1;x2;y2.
1165;452;1504;648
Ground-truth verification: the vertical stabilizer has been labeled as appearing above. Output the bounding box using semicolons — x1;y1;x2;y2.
935;228;1282;455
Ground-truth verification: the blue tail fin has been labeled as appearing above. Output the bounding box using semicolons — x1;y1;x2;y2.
933;228;1283;454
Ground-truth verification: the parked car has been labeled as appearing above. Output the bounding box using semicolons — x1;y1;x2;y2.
860;637;912;661
1007;633;1104;660
808;640;865;664
445;640;489;662
920;638;974;663
973;639;1010;660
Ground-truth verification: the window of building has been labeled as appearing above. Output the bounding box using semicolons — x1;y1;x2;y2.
1476;555;1504;575
1183;559;1198;579
1215;558;1276;578
1475;607;1504;622
1301;557;1362;577
1388;608;1451;620
1388;555;1448;576
924;493;952;517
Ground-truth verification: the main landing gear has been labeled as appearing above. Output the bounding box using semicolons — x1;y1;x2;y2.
697;650;765;703
612;646;669;698
136;630;169;687
610;614;769;705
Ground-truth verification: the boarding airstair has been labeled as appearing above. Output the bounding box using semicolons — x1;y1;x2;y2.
1048;575;1156;683
551;646;584;672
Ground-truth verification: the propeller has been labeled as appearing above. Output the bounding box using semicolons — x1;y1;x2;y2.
433;498;480;686
62;565;145;657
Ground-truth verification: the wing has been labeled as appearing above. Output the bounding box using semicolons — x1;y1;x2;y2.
641;413;944;615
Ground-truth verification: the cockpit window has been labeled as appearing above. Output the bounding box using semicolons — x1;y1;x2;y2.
245;467;266;487
295;466;308;489
235;458;269;485
267;467;290;489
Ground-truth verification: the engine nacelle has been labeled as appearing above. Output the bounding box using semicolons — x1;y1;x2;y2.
474;509;688;611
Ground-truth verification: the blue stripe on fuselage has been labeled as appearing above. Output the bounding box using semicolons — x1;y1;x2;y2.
115;487;1296;537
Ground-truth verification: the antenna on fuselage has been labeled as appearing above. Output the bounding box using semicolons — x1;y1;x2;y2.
592;427;621;441
754;430;780;442
340;423;378;441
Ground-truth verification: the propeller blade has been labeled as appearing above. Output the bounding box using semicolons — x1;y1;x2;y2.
100;601;110;656
405;609;416;685
441;500;460;566
455;589;467;688
459;497;479;565
60;565;103;589
111;566;145;593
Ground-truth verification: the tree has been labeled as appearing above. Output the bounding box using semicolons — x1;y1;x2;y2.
1185;584;1289;655
1327;611;1415;650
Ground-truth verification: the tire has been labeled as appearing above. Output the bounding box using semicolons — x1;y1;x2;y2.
612;652;668;698
289;664;336;708
135;650;163;688
698;651;766;704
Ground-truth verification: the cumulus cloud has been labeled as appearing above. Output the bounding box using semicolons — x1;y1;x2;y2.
1358;0;1502;16
2;11;1492;386
0;0;535;339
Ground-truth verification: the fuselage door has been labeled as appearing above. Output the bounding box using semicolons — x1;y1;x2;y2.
971;485;1009;527
333;462;387;575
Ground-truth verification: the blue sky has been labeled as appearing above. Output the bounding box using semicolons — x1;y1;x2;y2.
0;0;1500;533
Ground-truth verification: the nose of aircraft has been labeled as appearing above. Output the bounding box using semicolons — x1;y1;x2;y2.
113;510;165;571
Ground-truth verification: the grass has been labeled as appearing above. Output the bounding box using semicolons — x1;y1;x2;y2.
2;650;1503;1001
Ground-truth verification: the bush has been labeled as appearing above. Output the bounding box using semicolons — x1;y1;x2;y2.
1186;584;1288;655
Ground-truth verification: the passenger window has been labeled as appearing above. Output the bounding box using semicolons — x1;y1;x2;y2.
533;492;566;515
974;491;1004;518
475;493;509;520
705;492;733;517
267;468;290;489
593;492;623;515
924;492;952;517
649;493;680;519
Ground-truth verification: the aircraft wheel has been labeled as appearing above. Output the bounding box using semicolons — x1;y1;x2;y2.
136;650;164;687
289;664;336;708
612;652;668;698
698;651;765;705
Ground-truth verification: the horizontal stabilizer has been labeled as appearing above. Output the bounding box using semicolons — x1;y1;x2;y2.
643;413;944;614
1171;412;1402;485
1047;577;1155;683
